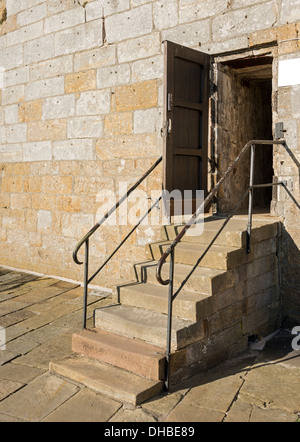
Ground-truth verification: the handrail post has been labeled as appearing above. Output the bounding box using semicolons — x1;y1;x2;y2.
247;144;256;254
83;239;89;330
165;248;174;391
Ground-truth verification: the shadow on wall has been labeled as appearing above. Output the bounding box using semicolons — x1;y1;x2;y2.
279;227;300;328
277;143;300;328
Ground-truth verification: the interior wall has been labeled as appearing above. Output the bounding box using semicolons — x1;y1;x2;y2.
214;63;273;214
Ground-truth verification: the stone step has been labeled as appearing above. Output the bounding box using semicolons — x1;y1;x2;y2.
146;240;246;270
133;260;235;295
50;355;164;406
161;217;278;248
118;282;212;321
94;304;204;351
72;328;165;380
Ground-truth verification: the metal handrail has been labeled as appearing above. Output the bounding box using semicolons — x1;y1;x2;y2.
73;156;162;329
156;139;287;390
73;156;162;265
156;140;286;285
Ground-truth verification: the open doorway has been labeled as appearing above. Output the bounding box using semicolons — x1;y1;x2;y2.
214;55;273;215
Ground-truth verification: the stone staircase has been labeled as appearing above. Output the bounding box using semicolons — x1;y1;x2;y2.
50;216;281;405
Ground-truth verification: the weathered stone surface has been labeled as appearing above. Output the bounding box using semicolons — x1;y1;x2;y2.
0;362;44;383
0;269;298;422
0;373;78;422
225;401;297;422
18;99;42;122
115;80;158;112
118;281;212;321
0;351;19;366
96;133;157;159
105;4;153;43
27;120;67;142
0;378;23;401
15;334;73;369
65;70;96;94
238;364;300;413
110;407;157;422
42;388;121;422
104;112;132;136
50;355;164;406
72;328;165;380
142;392;183;419
94;304;203;351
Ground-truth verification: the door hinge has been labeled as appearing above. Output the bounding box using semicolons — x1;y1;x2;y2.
161;119;172;137
168;93;173;111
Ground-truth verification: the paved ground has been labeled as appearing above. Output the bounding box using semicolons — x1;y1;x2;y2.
0;267;299;423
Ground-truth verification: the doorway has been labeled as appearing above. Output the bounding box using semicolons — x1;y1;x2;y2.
162;43;274;217
214;55;274;215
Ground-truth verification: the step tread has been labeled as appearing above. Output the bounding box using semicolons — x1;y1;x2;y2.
149;240;241;254
72;328;165;380
50;355;164;406
75;328;165;358
120;281;211;301
94;304;203;350
132;260;235;298
146;239;248;270
118;282;212;321
135;260;228;280
162;217;279;247
95;304;194;331
164;216;277;233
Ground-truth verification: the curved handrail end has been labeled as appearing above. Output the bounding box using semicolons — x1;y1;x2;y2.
156;254;171;286
73;248;83;265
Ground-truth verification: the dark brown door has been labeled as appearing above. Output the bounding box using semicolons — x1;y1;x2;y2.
162;41;210;214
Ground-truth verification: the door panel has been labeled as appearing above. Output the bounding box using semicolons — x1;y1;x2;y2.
174;107;202;149
163;40;210;211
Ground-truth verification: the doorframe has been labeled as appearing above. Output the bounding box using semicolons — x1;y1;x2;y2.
211;46;277;214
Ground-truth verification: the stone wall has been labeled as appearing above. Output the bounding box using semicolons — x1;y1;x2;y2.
272;53;300;327
0;0;299;321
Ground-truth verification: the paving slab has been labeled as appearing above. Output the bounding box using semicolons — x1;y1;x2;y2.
17;285;76;307
5;336;40;355
0;373;78;422
0;272;39;287
42;388;122;422
110;407;157;422
166;371;244;422
0;363;44;384
0;413;24;422
5;325;28;342
0;351;20;366
15;334;73;370
225;400;297;422
24;323;67;345
0;309;37;328
0;300;31;317
142;392;184;420
249;406;298;422
237;363;300;414
0;379;24;401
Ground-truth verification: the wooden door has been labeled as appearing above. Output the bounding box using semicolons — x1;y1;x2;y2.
162;41;210;214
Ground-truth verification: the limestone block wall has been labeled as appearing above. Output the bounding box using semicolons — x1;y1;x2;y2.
0;0;299;316
272;53;300;327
